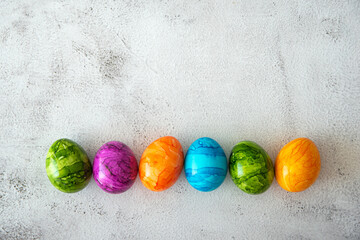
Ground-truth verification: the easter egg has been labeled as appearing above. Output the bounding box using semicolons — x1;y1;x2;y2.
139;136;184;192
46;138;92;193
93;141;138;194
185;137;227;192
275;137;321;192
229;141;274;194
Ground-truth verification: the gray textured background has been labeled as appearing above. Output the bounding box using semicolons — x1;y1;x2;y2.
1;0;360;239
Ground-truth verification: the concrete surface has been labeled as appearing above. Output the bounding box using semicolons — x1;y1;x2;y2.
1;0;360;239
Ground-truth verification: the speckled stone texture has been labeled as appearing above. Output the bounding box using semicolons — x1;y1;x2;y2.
1;0;360;239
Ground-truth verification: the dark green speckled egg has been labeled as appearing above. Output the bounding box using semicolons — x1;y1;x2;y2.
229;141;274;194
46;138;92;193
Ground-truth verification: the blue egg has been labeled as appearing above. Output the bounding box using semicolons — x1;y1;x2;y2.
184;137;227;192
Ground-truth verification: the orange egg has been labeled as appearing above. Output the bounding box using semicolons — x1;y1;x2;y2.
275;138;321;192
139;136;184;192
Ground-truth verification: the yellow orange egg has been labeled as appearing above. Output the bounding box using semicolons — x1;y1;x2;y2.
275;138;321;192
139;136;184;192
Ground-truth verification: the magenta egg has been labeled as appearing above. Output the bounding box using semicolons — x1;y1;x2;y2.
93;141;138;193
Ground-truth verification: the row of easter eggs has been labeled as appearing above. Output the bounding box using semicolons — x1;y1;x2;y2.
45;136;321;194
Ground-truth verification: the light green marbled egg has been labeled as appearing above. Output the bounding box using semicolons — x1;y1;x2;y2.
46;138;92;193
229;141;274;194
